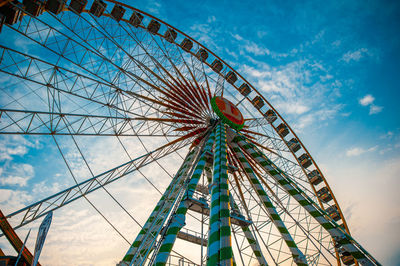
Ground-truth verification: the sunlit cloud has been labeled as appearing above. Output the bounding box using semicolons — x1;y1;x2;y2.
0;163;34;187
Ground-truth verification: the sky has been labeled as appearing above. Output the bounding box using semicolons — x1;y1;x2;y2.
1;0;400;265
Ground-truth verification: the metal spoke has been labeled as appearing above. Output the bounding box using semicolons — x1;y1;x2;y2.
3;137;191;231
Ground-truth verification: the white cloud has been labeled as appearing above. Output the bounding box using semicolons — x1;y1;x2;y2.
0;176;30;186
341;48;371;62
146;0;162;15
239;57;343;132
276;102;310;115
242;64;271;79
244;42;271;56
380;131;394;139
359;94;383;115
0;135;41;161
359;94;375;106
231;33;243;41
32;180;64;196
369;104;383;114
0;189;32;211
0;163;34;187
346;146;377;157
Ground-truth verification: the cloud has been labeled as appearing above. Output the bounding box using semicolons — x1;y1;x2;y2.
244;42;271;56
238;56;345;132
0;135;41;161
276;102;310;115
359;94;375;106
231;33;243;41
0;163;35;187
323;154;400;265
146;0;162;15
380;131;394;139
341;48;372;62
207;15;216;23
346;146;378;157
359;94;383;115
369;104;383;114
0;189;32;211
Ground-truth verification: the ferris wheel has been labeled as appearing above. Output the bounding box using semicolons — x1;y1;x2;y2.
0;0;381;265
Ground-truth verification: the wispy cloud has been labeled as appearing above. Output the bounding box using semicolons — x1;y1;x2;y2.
0;135;41;161
359;94;383;115
146;0;162;15
341;48;374;63
380;131;394;139
230;33;290;59
244;42;271;56
369;105;383;114
276;102;310;115
0;163;34;187
346;146;378;157
239;57;343;131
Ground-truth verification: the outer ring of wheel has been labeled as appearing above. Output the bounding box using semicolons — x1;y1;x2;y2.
4;0;353;263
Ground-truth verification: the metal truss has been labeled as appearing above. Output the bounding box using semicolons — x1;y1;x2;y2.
3;137;191;232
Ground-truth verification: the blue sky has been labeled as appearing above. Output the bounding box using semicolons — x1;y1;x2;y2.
0;0;399;265
135;3;400;263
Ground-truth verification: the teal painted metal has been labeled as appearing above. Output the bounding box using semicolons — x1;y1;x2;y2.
153;131;215;265
230;141;307;265
121;149;197;265
229;194;268;266
232;132;378;266
207;123;233;266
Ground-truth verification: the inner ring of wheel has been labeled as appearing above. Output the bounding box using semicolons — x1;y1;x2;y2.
2;0;352;263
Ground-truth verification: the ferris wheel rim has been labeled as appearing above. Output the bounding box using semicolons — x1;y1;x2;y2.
0;0;370;264
87;0;352;239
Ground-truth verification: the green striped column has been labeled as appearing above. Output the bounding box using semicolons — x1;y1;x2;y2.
121;149;197;264
207;123;233;266
229;195;268;266
153;131;216;265
230;141;307;265
232;133;374;265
